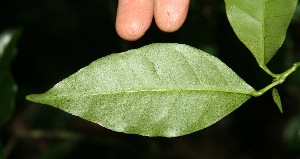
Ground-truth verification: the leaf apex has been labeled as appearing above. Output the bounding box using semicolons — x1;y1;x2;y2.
26;94;42;103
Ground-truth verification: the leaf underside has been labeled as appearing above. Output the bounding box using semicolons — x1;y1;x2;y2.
225;0;297;66
27;43;255;137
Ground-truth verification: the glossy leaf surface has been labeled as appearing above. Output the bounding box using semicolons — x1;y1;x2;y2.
0;29;21;126
225;0;297;66
27;43;255;137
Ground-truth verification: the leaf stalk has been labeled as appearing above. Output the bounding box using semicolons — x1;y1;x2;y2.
260;64;279;78
252;62;300;97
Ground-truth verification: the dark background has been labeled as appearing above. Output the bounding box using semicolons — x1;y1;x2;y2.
1;0;300;158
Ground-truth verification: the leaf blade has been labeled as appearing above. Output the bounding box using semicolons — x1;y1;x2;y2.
27;43;255;137
225;0;297;65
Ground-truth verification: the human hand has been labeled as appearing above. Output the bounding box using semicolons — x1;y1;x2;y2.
115;0;190;41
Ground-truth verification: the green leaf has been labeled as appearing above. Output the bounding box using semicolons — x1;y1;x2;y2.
0;28;21;126
225;0;297;66
272;88;283;113
27;43;255;137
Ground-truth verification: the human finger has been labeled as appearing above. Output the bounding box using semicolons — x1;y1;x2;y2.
154;0;190;32
116;0;153;41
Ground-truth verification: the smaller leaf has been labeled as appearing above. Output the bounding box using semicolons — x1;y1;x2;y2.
272;88;283;113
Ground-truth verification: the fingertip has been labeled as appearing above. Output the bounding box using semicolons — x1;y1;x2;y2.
154;0;190;32
116;0;153;41
116;19;144;41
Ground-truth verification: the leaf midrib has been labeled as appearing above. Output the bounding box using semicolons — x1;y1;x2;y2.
262;0;266;64
48;88;254;99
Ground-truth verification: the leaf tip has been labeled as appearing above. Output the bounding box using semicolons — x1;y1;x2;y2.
26;94;42;103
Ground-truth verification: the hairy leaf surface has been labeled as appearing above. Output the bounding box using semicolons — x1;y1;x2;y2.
27;43;255;137
0;29;21;126
225;0;297;65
